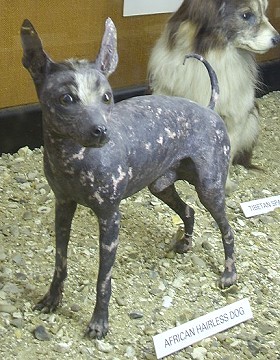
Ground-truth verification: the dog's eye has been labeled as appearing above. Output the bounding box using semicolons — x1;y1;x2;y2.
102;92;112;104
59;93;76;105
242;12;255;23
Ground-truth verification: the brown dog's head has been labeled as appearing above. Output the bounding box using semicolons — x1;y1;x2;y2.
167;0;280;54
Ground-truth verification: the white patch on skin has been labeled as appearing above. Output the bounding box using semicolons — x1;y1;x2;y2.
215;129;224;141
155;107;163;119
86;171;95;184
156;136;163;145
93;191;104;204
80;171;87;186
72;147;86;160
112;165;126;195
80;170;95;186
145;143;151;150
164;127;176;139
223;145;230;157
128;167;133;179
65;167;75;175
102;237;119;252
101;268;113;295
73;71;98;105
225;256;235;272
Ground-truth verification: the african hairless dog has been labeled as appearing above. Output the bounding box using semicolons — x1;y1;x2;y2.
21;18;237;339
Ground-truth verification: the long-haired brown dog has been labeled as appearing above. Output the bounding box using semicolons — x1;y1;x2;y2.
148;0;280;190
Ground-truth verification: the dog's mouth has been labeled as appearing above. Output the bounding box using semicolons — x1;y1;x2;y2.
81;135;110;148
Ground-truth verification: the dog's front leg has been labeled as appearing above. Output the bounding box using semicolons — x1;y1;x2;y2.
86;209;121;339
34;199;77;312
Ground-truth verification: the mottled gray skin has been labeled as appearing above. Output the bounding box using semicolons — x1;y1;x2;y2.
21;18;237;339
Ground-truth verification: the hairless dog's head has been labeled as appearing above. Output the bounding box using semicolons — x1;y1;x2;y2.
21;18;118;147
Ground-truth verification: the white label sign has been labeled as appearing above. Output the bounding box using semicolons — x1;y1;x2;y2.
153;298;253;359
123;0;183;17
240;194;280;217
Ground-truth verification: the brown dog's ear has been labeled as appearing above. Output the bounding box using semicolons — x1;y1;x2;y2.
95;18;118;77
21;19;53;90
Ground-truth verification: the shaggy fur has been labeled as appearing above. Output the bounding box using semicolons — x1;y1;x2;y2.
148;0;280;189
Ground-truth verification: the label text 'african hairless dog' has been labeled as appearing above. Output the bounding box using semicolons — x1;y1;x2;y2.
21;18;236;339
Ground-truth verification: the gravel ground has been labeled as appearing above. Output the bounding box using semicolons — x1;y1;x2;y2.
0;91;279;360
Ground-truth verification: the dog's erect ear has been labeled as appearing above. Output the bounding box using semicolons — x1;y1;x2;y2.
21;19;53;90
95;18;118;77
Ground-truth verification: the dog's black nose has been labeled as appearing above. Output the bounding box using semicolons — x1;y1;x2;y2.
92;125;107;138
272;34;280;46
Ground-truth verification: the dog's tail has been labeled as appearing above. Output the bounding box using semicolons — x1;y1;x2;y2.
183;54;219;111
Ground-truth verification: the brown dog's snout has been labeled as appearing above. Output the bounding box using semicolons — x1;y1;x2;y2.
272;34;280;46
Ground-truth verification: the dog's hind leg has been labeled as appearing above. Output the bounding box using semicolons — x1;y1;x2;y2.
195;183;237;288
149;182;194;253
34;199;77;312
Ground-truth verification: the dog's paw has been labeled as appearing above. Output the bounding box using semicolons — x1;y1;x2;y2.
33;290;62;313
225;178;238;195
219;268;237;288
86;318;109;339
173;238;192;253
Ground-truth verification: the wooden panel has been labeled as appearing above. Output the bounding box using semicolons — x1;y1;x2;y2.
0;0;169;109
0;0;279;109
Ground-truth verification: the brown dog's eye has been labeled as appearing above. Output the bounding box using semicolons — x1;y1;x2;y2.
59;93;76;105
242;12;255;23
102;92;112;104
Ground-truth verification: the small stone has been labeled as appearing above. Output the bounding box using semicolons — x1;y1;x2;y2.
129;310;144;319
144;351;157;360
22;211;33;221
172;275;185;288
144;326;157;336
10;318;24;329
15;176;27;183
10;225;20;237
12;254;25;266
2;283;22;294
162;296;173;308
70;303;81;312
258;322;276;335
227;200;237;210
15;272;27;280
0;303;17;313
53;342;72;353
37;206;51;214
116;296;127;306
236;218;245;227
33;325;52;341
201;240;212;251
247;340;260;356
192;346;207;360
14;329;23;339
47;314;57;324
191;254;207;269
125;345;136;358
95;339;113;353
27;172;38;181
0;249;6;261
1;225;10;236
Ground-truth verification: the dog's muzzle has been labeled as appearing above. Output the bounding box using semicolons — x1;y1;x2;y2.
87;125;109;147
